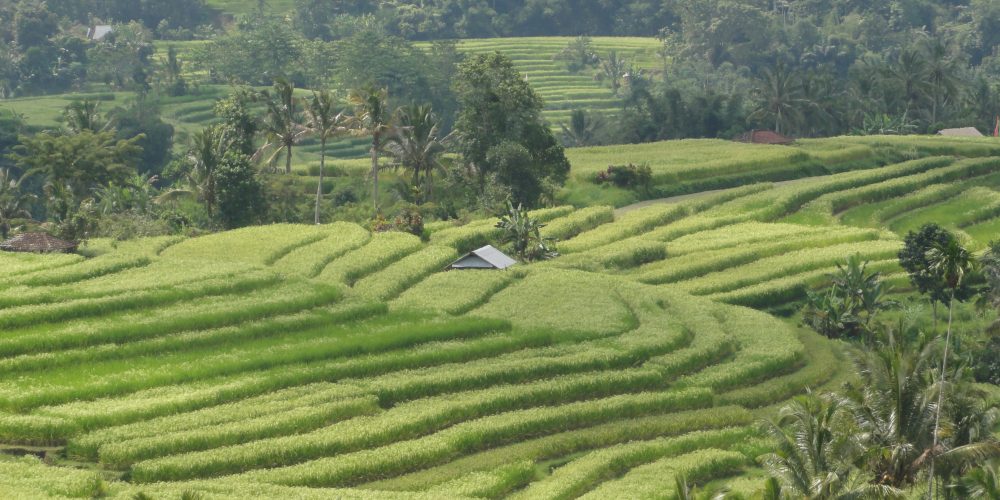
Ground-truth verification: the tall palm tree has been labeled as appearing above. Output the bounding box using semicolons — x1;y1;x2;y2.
0;168;34;239
925;238;977;498
884;49;931;118
349;84;397;216
923;39;961;126
385;104;451;204
257;78;308;174
305;90;351;225
749;62;811;135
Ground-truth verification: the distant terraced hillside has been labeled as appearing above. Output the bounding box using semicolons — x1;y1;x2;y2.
1;37;660;166
450;37;662;126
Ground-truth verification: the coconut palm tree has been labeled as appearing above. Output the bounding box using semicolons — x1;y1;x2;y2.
762;394;902;499
843;332;938;488
883;49;931;118
63;100;111;134
0;168;34;239
385;104;451;204
257;78;308;174
305;90;351;224
349;84;397;216
598;51;628;96
923;39;961;126
925;238;977;498
749;62;812;136
958;462;999;499
158;126;227;219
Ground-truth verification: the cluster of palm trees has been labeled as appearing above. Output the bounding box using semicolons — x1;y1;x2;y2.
246;79;451;223
750;37;966;137
772;234;1000;499
176;79;451;226
763;333;998;499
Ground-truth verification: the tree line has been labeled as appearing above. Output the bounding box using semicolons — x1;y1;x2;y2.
3;1;1000;139
0;52;568;241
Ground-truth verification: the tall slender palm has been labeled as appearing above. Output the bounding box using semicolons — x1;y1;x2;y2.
349;84;397;216
0;168;34;239
750;62;810;135
257;79;308;174
385;104;450;204
305;90;351;225
925;238;976;498
923;39;961;126
884;49;931;118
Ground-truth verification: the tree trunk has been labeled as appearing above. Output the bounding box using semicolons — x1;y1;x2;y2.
427;168;434;203
929;289;955;500
932;95;937;127
413;166;421;204
371;134;380;217
315;136;326;225
285;144;293;175
206;178;215;219
932;300;938;334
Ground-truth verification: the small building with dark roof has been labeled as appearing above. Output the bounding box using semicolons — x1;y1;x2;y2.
0;233;77;254
937;127;985;137
735;130;795;145
448;245;517;270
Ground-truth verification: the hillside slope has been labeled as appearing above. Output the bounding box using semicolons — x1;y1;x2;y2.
2;135;999;497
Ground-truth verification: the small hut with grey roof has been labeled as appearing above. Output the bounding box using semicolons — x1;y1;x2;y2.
937;127;985;137
448;245;517;270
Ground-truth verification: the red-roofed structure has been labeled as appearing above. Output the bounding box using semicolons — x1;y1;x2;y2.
735;130;795;145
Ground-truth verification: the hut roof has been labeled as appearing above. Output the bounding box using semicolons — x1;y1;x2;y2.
937;127;985;137
0;233;77;253
735;130;795;145
87;25;113;41
449;245;517;270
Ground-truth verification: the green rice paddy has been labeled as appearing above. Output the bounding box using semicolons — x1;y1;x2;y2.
3;135;998;498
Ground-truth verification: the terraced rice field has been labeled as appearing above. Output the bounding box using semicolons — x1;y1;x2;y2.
452;37;662;127
3;136;1000;497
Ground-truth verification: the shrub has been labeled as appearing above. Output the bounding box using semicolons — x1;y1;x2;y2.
393;206;424;236
595;163;653;192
